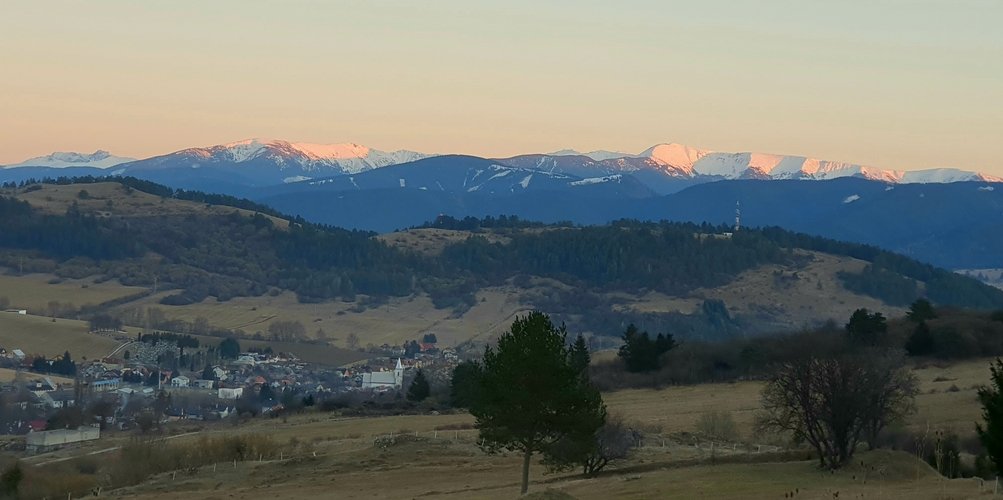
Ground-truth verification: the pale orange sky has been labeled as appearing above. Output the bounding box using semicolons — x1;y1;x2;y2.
1;1;1001;173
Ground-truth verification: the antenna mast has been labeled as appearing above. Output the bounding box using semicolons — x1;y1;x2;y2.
734;201;740;232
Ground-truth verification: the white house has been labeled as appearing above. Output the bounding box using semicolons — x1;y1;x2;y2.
192;379;214;390
218;387;244;399
212;366;228;381
361;359;404;390
170;376;190;388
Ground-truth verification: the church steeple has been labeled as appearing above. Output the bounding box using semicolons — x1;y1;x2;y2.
394;358;404;388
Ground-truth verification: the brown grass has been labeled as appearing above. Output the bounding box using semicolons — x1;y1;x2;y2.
6;182;289;228
0;312;123;359
0;273;146;314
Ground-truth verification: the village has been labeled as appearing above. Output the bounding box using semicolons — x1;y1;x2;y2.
0;323;463;453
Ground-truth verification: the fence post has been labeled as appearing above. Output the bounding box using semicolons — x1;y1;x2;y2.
434;431;437;439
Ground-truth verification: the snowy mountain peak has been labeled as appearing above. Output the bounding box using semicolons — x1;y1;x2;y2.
547;149;634;161
638;143;712;173
126;139;436;178
3;150;136;169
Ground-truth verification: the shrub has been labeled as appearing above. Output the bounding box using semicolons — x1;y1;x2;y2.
696;410;740;441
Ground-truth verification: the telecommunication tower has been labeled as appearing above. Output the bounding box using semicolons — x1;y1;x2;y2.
734;201;740;232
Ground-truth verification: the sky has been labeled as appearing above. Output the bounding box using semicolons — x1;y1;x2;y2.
1;0;1001;173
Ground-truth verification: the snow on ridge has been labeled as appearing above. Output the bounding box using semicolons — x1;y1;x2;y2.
570;174;622;186
163;138;436;175
540;142;1000;185
547;149;634;161
4;150;136;169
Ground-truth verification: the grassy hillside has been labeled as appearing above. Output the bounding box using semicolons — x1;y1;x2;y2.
0;177;1000;351
24;357;994;500
0;313;123;359
0;271;145;313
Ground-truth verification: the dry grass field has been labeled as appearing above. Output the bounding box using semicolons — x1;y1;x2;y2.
0;312;124;359
693;251;908;330
0;273;146;314
0;367;74;385
16;358;997;499
119;287;532;349
2;182;289;228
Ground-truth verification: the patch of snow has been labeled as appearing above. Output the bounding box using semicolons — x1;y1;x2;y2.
488;169;512;181
570;174;622;186
980;186;995;191
283;176;312;183
843;195;860;204
520;174;533;188
399;178;406;188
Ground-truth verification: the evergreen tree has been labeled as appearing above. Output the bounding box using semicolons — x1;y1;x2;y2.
218;338;241;359
845;309;888;347
569;334;591;376
907;298;937;322
201;365;214;381
450;361;483;408
470;311;606;495
617;324;675;373
977;358;1003;476
407;370;431;402
905;321;935;356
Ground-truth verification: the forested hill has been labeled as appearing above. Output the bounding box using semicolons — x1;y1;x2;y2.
1;177;1001;338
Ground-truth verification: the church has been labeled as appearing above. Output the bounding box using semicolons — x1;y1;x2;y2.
361;359;404;390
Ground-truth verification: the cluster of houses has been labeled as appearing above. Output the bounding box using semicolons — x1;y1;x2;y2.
0;334;466;449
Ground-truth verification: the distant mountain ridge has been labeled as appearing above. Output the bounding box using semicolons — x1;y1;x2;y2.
5;140;999;192
500;143;1002;194
4;150;136;169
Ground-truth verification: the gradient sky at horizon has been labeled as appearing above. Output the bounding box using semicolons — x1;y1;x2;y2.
2;0;1001;173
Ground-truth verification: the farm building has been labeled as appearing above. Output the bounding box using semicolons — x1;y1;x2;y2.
26;426;100;453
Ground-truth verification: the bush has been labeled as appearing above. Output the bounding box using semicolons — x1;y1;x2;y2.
696;411;740;442
108;435;279;488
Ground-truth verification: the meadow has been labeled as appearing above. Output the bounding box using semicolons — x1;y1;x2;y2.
27;357;990;500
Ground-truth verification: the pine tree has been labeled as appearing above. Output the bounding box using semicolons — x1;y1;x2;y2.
977;358;1003;475
569;334;591;376
407;370;431;402
907;299;937;322
470;311;606;495
450;361;483;408
905;321;935;356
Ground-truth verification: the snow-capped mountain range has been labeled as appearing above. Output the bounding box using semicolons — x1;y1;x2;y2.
3;150;136;169
3;140;999;193
114;138;435;183
540;143;1002;185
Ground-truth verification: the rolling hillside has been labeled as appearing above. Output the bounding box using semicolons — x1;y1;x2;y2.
0;177;999;353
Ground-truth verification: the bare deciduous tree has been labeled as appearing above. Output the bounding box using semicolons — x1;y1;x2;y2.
544;414;640;478
757;349;917;469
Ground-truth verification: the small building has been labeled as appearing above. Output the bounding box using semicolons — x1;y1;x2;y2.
170;376;190;388
26;426;100;453
91;378;120;393
12;349;25;360
218;387;244;399
40;390;75;409
192;379;214;390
